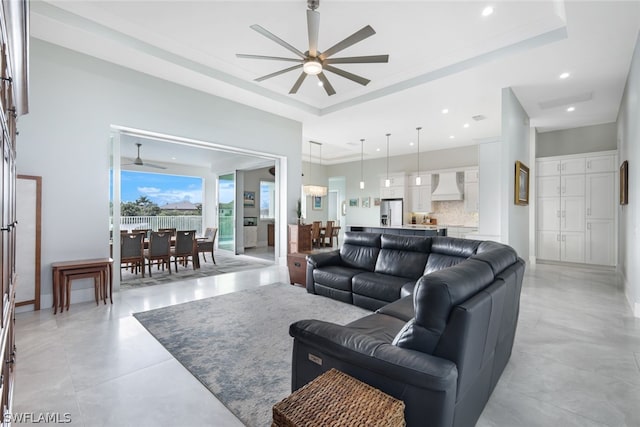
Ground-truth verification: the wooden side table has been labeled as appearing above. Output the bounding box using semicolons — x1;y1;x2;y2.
273;368;405;427
51;258;113;314
287;252;311;287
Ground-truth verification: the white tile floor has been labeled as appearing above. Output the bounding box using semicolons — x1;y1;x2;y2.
12;262;640;426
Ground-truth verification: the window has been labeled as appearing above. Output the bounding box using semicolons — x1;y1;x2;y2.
260;181;275;219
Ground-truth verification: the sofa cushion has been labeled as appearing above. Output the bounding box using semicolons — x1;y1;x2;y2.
352;294;390;311
424;237;481;274
353;272;409;302
375;235;430;279
313;266;364;292
345;313;407;343
376;295;414;322
393;259;495;354
472;242;518;275
340;232;381;271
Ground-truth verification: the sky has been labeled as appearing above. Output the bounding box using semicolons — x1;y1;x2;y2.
119;171;203;206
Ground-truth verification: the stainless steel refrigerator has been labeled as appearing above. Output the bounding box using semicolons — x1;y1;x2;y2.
380;198;403;226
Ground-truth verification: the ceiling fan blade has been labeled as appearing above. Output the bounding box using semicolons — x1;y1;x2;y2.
319;25;376;60
142;162;168;170
250;24;306;59
289;72;307;94
323;65;370;86
255;64;303;82
317;72;336;96
324;54;389;64
236;54;302;62
307;10;320;57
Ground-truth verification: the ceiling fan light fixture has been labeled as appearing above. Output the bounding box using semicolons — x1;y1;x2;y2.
303;58;323;75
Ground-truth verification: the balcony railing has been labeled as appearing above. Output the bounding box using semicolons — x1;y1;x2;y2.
117;216;203;235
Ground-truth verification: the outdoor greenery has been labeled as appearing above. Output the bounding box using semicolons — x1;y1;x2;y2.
120;196;201;216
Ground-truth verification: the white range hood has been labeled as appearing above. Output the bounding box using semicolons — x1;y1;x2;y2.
431;172;464;201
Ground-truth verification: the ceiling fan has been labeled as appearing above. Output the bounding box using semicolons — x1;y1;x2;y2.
122;143;167;170
236;0;389;96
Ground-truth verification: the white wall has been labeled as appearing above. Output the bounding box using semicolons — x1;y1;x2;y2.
537;122;617;157
16;40;302;306
617;31;640;317
501;87;531;259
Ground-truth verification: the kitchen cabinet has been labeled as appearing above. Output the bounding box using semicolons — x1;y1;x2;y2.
243;226;257;248
407;173;431;213
380;173;406;200
536;151;616;266
463;169;479;213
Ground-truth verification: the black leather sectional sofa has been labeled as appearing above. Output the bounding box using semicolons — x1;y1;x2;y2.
289;232;525;427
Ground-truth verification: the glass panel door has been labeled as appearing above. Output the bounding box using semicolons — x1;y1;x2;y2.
218;173;235;251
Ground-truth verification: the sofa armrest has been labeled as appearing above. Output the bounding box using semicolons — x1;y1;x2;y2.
290;319;457;391
306;250;341;268
305;251;342;294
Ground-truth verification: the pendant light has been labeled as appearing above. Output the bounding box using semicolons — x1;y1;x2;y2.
302;141;328;197
415;127;422;186
359;138;365;190
384;133;391;188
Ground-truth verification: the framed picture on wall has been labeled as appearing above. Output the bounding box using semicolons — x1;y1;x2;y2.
374;197;381;207
361;197;371;208
312;196;323;210
349;198;359;207
514;161;529;206
243;191;255;207
620;160;629;205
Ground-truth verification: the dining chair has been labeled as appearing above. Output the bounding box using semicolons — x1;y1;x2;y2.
330;226;341;248
311;221;322;248
172;230;197;271
197;227;217;264
144;231;172;277
158;228;176;237
323;221;335;247
120;232;145;279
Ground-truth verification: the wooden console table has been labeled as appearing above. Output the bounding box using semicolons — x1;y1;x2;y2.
51;258;113;314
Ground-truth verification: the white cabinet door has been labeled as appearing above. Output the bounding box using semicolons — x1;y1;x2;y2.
561;158;586;175
561;174;585;197
464;169;478;183
537;231;560;261
586;172;614;220
464;181;478;212
586;220;615;266
561;232;585;263
380;187;392;199
562;196;585;232
537;160;560;177
586;155;615;173
538;176;560;197
243;226;257;248
537;198;560;230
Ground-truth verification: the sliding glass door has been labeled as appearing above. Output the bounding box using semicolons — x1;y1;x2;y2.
218;173;235;252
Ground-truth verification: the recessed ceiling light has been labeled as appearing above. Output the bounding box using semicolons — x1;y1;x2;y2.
482;6;494;17
409;142;414;146
171;157;176;160
376;148;381;152
463;123;469;128
559;72;570;79
449;135;455;139
317;81;323;87
441;108;449;114
567;106;575;112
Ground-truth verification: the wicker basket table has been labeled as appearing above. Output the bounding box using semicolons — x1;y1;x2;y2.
272;369;405;427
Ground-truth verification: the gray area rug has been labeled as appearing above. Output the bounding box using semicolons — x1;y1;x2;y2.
133;283;371;426
120;251;272;289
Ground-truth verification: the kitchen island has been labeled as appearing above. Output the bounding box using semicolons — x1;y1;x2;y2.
346;224;448;237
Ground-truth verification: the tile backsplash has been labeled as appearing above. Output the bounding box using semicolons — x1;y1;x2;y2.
411;200;478;226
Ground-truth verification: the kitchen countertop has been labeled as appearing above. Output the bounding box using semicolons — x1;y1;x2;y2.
348;224;447;230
